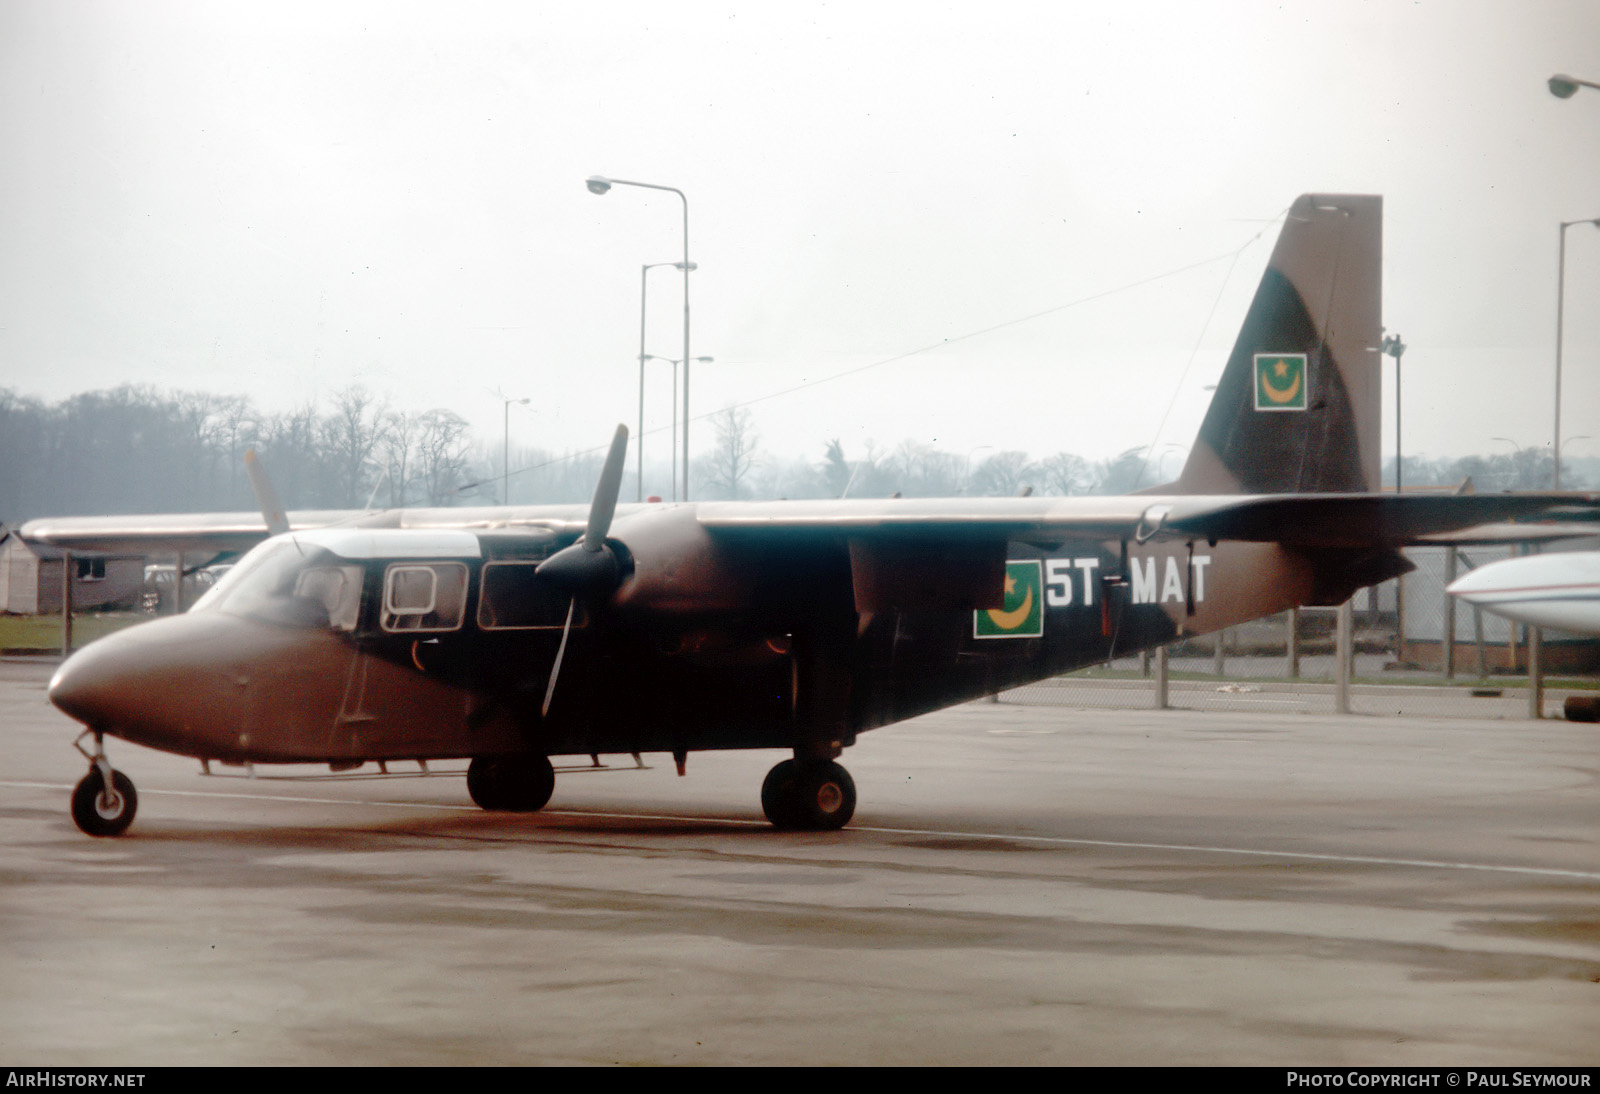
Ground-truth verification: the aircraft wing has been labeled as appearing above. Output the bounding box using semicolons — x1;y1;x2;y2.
1153;493;1600;548
20;493;1595;574
694;492;1599;547
1411;521;1600;546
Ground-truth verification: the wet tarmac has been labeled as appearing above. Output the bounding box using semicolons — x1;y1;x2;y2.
2;657;1596;1065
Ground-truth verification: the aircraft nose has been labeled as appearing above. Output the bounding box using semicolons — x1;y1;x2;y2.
1444;566;1493;602
48;613;255;755
49;635;129;728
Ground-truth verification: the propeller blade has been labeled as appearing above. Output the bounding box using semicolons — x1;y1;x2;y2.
243;449;290;536
539;424;629;716
541;599;577;718
585;424;629;551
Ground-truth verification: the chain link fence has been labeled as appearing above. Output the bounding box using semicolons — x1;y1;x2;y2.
1005;546;1600;720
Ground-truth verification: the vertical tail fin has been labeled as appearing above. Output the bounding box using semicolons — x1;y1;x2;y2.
1176;194;1382;495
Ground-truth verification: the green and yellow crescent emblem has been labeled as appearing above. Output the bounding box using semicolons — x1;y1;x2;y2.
1253;353;1308;411
974;560;1044;639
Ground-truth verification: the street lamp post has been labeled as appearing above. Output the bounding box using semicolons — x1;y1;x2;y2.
1555;219;1600;489
962;445;993;494
1380;333;1407;662
502;396;529;505
588;175;693;501
1381;334;1406;492
1549;73;1600;99
643;355;713;500
638;261;696;501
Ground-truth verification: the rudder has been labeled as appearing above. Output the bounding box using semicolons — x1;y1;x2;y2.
1176;194;1382;495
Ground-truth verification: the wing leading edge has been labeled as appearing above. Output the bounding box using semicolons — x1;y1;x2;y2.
695;492;1600;547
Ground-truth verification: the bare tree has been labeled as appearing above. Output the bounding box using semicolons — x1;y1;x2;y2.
818;439;851;498
378;410;419;507
414;409;474;506
255;403;323;506
214;395;258;508
700;407;761;500
1090;446;1147;495
885;440;963;496
969;450;1037;496
1039;451;1092;496
320;386;389;507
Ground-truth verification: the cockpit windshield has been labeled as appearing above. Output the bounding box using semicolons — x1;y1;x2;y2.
189;538;364;631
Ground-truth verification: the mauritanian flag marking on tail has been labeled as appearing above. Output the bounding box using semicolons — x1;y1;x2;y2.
974;560;1044;639
1253;353;1308;411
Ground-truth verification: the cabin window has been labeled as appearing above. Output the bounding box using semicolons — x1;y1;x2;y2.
293;565;364;632
477;561;581;630
75;558;106;582
382;562;468;633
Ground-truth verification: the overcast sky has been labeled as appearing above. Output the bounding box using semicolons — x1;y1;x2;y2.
3;0;1599;488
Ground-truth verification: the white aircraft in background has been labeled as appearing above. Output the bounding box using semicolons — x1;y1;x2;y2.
1447;551;1600;636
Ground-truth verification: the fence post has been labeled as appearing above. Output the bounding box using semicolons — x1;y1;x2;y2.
1286;609;1300;678
1213;627;1226;676
1395;572;1406;666
1442;547;1458;680
1336;598;1353;714
1155;643;1169;710
60;551;73;657
1527;627;1543;719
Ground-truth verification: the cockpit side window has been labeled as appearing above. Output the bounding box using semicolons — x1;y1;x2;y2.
293;566;364;632
191;539;362;631
382;562;468;632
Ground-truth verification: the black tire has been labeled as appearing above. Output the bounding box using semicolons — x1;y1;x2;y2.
1564;696;1600;723
761;759;800;828
71;768;138;837
789;761;856;830
466;756;505;810
468;755;555;813
763;759;855;831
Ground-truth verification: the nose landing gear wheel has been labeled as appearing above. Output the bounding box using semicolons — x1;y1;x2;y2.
761;759;855;831
467;755;556;812
71;768;138;837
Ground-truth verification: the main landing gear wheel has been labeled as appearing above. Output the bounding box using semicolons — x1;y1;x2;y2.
761;759;856;831
71;767;138;837
467;755;556;813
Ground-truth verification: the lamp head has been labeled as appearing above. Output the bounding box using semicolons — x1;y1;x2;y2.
1549;74;1580;99
586;175;612;195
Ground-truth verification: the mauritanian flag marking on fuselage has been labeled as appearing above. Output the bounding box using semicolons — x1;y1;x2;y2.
1253;352;1308;411
974;560;1043;639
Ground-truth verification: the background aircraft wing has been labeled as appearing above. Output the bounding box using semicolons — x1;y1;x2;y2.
17;510;370;555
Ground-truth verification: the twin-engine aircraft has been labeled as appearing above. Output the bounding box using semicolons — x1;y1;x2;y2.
29;194;1596;837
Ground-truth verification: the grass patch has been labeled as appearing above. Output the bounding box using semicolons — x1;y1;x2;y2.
0;612;149;653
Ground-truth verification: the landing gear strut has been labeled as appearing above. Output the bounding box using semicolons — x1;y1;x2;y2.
761;758;856;831
70;732;138;837
467;754;556;812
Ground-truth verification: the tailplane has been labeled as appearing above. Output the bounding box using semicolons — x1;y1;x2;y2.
1176;194;1382;495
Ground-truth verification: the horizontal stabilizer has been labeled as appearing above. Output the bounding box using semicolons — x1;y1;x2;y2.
1160;494;1600;547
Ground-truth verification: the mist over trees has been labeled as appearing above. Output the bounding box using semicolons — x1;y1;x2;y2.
0;384;494;524
3;385;1595;524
